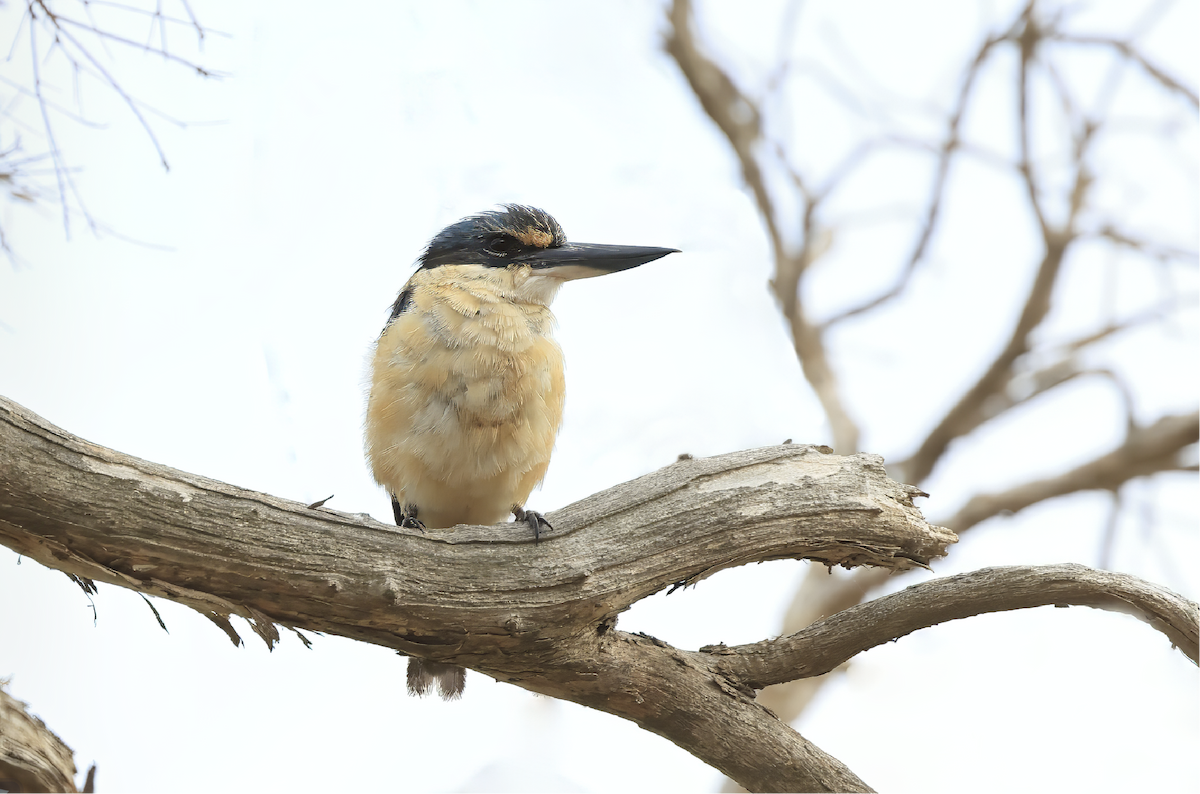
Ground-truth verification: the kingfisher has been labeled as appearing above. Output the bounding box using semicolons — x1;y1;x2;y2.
364;204;677;699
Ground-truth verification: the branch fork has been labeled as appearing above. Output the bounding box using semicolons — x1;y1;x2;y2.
3;394;1195;792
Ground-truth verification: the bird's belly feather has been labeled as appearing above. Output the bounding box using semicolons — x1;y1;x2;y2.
365;306;564;528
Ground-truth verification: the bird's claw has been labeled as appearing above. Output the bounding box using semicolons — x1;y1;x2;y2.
512;505;552;543
401;515;427;532
392;497;426;533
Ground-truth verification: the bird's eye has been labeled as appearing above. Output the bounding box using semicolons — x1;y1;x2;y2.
485;235;522;257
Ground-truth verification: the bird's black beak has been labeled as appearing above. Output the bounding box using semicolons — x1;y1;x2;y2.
520;242;679;280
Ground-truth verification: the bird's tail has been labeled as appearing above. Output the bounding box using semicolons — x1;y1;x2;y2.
407;658;466;700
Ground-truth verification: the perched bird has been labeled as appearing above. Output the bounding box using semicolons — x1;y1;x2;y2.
365;204;677;699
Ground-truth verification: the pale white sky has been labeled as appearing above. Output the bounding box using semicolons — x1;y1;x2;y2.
1;1;1196;792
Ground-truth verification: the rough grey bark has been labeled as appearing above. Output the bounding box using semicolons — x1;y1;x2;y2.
0;684;78;793
2;394;1196;792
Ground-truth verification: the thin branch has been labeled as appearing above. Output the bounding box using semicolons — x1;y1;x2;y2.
0;71;110;128
81;0;115;61
1052;300;1193;356
151;0;168;54
177;0;205;41
994;357;1087;415
3;0;219;254
898;236;1071;483
1090;224;1199;263
822;25;1014;328
81;0;206;30
702;564;1198;689
662;0;781;262
33;2;172;170
1016;2;1051;239
898;111;1102;486
44;9;217;75
941;411;1199;534
1050;33;1198;109
995;361;1137;439
663;0;860;453
27;9;80;233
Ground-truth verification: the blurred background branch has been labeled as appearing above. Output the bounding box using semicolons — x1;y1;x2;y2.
1;0;219;256
1;0;1195;789
663;2;1197;785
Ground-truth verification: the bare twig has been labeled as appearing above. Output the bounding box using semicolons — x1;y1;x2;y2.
34;1;174;170
898;238;1072;483
663;0;861;453
1050;33;1198;109
27;9;80;233
822;25;1015;328
38;7;217;75
943;411;1199;534
2;0;217;252
1092;224;1198;263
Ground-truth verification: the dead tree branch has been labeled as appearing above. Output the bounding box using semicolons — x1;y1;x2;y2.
750;409;1199;695
0;683;79;793
703;563;1198;686
0;394;957;792
3;393;1194;790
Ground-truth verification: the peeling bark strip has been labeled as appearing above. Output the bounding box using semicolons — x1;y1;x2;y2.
3;395;1196;791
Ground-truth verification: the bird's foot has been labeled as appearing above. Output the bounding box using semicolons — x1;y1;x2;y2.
512;505;552;543
392;496;427;532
